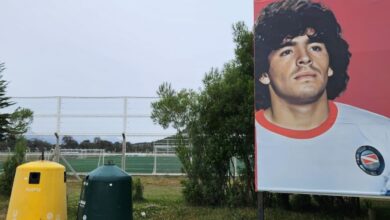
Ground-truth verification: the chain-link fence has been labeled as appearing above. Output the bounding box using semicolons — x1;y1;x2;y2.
0;96;186;175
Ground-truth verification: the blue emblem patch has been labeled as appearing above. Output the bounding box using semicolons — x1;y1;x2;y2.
356;146;384;176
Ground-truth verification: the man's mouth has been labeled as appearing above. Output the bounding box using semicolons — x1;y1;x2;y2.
294;71;317;80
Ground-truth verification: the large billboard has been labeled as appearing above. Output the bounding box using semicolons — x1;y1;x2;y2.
254;0;390;197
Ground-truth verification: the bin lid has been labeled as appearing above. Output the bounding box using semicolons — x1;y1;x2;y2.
87;164;130;181
18;160;65;170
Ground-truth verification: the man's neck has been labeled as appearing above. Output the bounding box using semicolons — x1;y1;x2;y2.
264;95;330;130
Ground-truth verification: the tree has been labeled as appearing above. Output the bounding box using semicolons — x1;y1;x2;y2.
8;107;33;134
93;137;102;145
0;63;15;141
0;108;33;152
62;135;79;149
0;63;34;196
27;139;52;152
151;22;255;206
80;140;93;149
98;139;114;152
113;141;122;152
0;63;33;144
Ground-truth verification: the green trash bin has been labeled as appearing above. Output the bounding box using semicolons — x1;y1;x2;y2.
77;163;132;220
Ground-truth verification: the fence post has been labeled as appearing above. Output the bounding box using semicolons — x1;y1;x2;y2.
54;132;60;162
153;142;157;174
122;133;126;171
102;149;105;166
54;96;61;163
167;138;169;154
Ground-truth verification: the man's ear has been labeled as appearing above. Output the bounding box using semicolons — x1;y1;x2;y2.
327;67;334;77
259;73;270;85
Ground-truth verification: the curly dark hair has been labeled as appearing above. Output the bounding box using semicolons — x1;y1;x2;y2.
254;0;351;110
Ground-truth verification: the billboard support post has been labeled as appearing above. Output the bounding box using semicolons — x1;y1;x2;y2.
258;192;264;220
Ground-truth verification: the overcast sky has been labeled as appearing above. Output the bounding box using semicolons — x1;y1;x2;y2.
0;1;252;141
0;0;253;97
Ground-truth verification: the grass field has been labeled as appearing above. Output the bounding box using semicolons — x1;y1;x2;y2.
1;176;258;220
61;155;182;174
1;154;245;175
2;176;390;219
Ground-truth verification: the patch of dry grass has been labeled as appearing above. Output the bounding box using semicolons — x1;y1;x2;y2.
0;194;9;220
3;176;390;220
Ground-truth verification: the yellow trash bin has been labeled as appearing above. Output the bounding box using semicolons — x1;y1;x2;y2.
6;160;67;220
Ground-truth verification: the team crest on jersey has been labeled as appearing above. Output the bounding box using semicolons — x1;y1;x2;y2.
356;145;384;176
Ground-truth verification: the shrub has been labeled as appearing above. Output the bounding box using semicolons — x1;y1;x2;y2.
133;178;144;201
312;195;335;211
263;192;275;208
290;194;312;211
0;138;27;196
275;193;291;210
181;179;204;205
226;180;247;207
313;195;360;215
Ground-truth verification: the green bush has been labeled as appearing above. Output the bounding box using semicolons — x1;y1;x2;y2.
181;178;204;205
275;193;291;210
0;138;27;196
313;195;335;211
133;178;144;201
263;192;275;208
313;195;360;216
226;180;247;207
290;194;312;211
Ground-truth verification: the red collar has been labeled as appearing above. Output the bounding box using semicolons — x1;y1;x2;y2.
255;101;338;139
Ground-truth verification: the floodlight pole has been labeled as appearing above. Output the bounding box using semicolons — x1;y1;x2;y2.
54;96;62;163
121;133;126;171
258;192;265;220
121;97;127;171
54;132;60;162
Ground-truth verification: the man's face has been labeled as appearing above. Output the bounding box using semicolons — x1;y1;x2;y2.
259;33;333;105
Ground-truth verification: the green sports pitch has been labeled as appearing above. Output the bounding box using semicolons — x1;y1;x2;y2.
62;155;183;174
0;153;245;175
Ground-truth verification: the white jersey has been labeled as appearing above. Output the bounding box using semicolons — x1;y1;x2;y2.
255;102;390;196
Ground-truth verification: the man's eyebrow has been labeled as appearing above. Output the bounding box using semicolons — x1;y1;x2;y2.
277;37;323;49
278;41;296;48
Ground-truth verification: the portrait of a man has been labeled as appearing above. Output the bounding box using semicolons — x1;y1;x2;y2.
254;0;390;196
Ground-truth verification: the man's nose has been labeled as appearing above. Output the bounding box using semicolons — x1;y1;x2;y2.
297;49;312;66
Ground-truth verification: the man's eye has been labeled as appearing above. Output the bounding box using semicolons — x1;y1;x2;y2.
280;49;292;56
311;45;322;52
